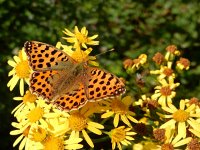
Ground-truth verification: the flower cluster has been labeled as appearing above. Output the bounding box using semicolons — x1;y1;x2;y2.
123;44;200;149
8;26;137;150
8;26;199;150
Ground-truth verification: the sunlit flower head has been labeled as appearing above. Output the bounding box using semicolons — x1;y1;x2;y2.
56;41;98;66
123;58;134;69
62;110;104;148
101;96;138;127
151;78;180;107
7;49;31;95
158;100;200;139
10;122;33;150
165;45;180;61
176;57;190;70
150;61;175;80
109;126;136;150
12;90;37;119
17;98;55;129
135;95;159;112
63;26;99;49
157;127;192;150
132;54;147;70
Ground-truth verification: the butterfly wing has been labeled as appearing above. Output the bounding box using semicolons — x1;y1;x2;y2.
87;67;126;101
52;67;126;111
24;41;76;71
30;70;58;100
52;83;88;111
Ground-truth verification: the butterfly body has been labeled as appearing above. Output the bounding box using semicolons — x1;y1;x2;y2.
24;41;126;111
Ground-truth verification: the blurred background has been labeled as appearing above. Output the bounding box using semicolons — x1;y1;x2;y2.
0;0;200;149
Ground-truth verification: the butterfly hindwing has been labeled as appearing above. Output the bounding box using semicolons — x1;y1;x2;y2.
53;83;88;111
87;67;126;101
30;70;58;100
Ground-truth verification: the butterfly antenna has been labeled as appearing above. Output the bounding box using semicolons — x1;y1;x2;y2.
95;48;115;57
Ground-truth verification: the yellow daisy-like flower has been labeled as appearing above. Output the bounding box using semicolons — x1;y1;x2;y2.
17;98;56;129
151;78;180;107
133;141;160;150
158;100;200;138
63;109;104;148
63;26;99;49
10;122;34;150
165;45;180;61
56;41;98;66
7;48;31;95
109;126;136;150
150;61;175;80
132;54;147;70
12;90;37;119
160;127;192;150
101;96;138;127
176;57;190;70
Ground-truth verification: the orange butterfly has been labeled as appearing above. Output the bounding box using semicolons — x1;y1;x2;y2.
24;41;126;111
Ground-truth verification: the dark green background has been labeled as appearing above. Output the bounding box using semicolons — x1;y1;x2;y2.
0;0;200;149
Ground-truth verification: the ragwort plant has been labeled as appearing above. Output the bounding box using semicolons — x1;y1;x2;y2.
8;26;200;150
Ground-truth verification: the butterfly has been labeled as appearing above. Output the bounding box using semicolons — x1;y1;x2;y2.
24;41;126;111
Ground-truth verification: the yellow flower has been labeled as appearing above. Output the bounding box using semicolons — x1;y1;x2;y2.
12;90;37;119
63;26;99;49
64;131;83;149
151;78;180;107
109;126;136;150
135;95;159;114
150;61;175;80
101;96;138;127
132;54;147;70
63;110;104;148
7;49;31;95
165;45;180;61
16;98;56;129
158;100;200;138
176;57;190;70
162;127;192;149
10;122;34;150
56;41;98;66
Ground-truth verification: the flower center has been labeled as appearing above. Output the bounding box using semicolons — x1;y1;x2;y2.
43;135;64;150
163;68;173;77
68;112;87;131
161;143;174;150
173;109;189;122
111;126;126;143
153;129;165;142
152;52;164;65
111;99;127;114
179;58;190;68
187;138;200;150
28;107;44;123
160;86;171;96
23;126;31;137
15;60;30;78
23;91;37;103
30;126;47;142
76;32;87;44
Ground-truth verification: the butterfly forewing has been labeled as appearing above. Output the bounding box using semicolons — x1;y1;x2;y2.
24;41;76;71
